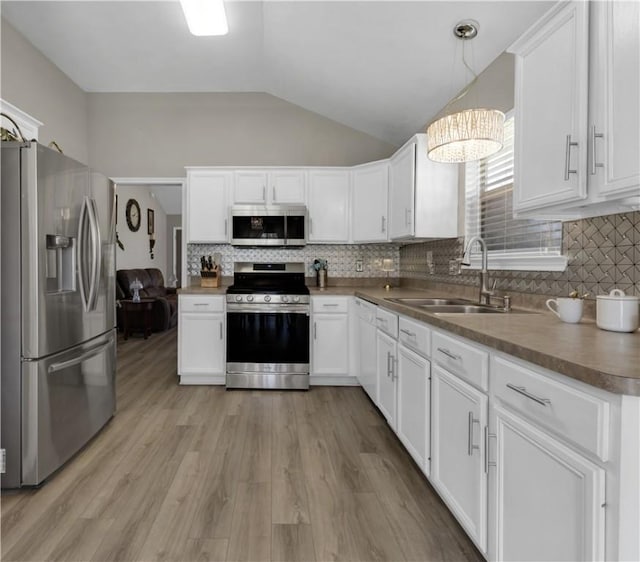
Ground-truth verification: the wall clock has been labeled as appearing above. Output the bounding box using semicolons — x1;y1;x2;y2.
125;198;141;232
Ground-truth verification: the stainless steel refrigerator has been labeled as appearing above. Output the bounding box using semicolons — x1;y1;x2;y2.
1;141;117;488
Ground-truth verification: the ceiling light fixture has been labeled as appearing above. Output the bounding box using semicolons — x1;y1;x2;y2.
426;21;504;163
180;0;228;36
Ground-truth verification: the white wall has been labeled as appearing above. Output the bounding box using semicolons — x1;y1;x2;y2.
116;185;167;280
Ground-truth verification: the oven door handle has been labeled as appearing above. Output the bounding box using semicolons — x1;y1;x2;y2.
226;304;310;314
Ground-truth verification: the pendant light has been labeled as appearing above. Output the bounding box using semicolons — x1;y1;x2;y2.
426;21;504;163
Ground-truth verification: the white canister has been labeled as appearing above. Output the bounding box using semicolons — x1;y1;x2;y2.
596;289;640;333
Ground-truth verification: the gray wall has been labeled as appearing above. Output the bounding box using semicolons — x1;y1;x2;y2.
1;18;396;178
165;214;182;281
116;185;167;279
1;19;89;164
86;92;396;177
427;52;515;122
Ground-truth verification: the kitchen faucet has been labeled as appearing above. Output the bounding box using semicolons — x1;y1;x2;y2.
461;236;493;305
461;236;511;310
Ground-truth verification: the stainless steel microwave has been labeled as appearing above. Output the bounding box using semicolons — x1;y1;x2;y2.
230;206;307;247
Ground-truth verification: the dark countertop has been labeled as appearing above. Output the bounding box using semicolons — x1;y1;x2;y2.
179;283;640;395
354;287;640;396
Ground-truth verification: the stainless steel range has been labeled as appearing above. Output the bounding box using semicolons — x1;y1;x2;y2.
226;262;310;390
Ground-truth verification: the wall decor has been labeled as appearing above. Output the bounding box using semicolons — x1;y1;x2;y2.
147;208;155;236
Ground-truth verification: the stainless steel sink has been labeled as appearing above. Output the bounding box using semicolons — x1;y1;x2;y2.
422;304;508;314
385;297;537;315
385;297;474;306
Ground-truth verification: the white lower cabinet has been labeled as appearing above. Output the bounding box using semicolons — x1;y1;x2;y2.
431;363;488;555
376;330;398;429
311;296;350;383
489;404;606;562
355;298;378;402
396;344;430;474
351;301;635;562
178;295;225;384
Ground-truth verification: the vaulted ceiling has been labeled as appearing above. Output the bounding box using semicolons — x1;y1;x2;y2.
1;1;553;145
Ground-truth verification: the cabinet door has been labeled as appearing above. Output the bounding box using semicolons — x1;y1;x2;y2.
397;345;430;474
389;142;415;239
270;170;306;204
357;314;378;403
589;0;640;198
352;162;388;242
489;405;605;562
233;171;268;204
178;312;225;376
187;171;230;242
431;364;488;554
510;1;590;212
312;314;349;376
307;170;350;243
376;331;397;429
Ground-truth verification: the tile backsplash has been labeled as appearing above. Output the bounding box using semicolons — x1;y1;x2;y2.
400;211;640;299
188;211;639;298
187;243;400;278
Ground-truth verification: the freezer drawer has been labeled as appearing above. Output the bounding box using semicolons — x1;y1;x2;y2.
21;330;116;486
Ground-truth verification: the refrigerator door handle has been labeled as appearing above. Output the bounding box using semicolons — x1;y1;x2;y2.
77;197;90;311
47;337;114;373
86;198;102;311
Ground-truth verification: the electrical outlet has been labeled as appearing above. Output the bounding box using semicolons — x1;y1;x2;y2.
426;251;433;264
355;260;363;272
449;259;461;275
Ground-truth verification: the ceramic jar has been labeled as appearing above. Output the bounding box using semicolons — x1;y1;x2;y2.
596;289;640;333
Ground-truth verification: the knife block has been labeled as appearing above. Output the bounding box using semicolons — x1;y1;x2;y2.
200;267;220;288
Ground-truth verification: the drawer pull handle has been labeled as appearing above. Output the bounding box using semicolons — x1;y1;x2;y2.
437;347;460;361
400;328;416;338
484;427;496;473
468;412;480;456
322;303;339;307
194;303;210;307
506;383;551;406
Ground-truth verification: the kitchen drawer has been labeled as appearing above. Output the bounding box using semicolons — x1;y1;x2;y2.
376;307;398;339
312;296;349;314
492;356;610;461
398;316;430;358
179;295;225;313
432;331;488;392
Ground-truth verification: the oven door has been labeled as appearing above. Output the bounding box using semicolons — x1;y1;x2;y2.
226;304;310;388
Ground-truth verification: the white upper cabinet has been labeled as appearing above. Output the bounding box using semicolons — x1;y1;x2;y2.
589;0;640;200
185;169;230;243
389;142;416;239
307;169;350;243
352;161;389;243
510;0;639;218
232;169;306;205
389;135;458;241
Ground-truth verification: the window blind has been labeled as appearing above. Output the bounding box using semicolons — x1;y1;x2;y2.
465;116;562;256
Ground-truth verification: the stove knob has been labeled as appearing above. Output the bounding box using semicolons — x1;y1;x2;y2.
293;296;300;303
247;295;254;302
264;295;271;302
281;295;289;303
235;295;243;302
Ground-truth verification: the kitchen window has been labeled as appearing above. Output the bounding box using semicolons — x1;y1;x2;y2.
464;114;567;271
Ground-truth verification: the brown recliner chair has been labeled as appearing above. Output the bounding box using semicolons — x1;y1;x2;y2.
116;268;178;332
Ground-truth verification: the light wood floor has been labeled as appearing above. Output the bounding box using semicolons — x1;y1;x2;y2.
1;328;483;562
